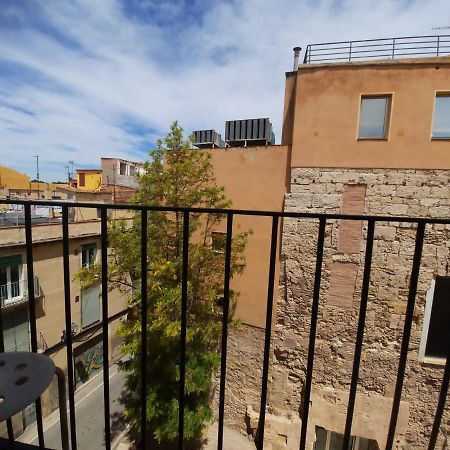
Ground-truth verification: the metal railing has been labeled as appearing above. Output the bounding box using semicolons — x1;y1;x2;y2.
0;199;449;450
303;35;450;64
0;276;41;308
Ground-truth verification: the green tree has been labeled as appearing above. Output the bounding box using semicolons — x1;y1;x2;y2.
76;122;249;443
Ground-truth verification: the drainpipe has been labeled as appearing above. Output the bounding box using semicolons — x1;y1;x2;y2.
293;46;302;71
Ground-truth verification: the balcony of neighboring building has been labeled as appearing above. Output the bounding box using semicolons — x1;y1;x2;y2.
0;276;42;310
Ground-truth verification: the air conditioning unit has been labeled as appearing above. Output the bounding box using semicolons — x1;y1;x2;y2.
225;118;275;147
192;130;225;148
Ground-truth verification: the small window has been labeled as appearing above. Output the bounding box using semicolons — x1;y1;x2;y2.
119;163;127;175
129;165;136;176
211;232;227;253
81;243;97;268
419;276;450;361
79;173;85;187
314;427;379;450
0;255;23;304
432;94;450;139
81;285;100;328
358;95;391;139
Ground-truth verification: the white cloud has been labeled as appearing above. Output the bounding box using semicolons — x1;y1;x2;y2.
0;0;448;180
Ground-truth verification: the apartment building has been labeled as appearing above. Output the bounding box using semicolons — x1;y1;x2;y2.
268;43;450;449
0;216;128;436
101;157;144;189
191;38;450;450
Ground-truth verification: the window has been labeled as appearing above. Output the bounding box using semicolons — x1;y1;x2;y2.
3;308;30;352
79;172;85;187
81;243;97;268
358;95;391;139
432;94;450;139
0;255;23;303
129;165;136;177
419;276;450;361
314;427;379;450
81;285;100;328
211;232;227;253
119;162;127;175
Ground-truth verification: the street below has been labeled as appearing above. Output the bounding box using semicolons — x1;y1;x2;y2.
18;363;127;450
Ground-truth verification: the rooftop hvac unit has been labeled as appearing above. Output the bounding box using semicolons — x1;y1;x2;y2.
225;118;275;147
192;129;225;148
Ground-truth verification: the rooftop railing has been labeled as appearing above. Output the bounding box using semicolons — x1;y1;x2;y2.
0;199;449;450
303;35;450;64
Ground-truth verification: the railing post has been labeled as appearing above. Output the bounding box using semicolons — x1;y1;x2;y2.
437;35;440;56
349;42;352;61
392;38;396;59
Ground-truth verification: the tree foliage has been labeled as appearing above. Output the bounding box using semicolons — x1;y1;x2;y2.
76;122;250;442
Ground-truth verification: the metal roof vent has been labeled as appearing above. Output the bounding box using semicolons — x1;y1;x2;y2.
225;118;275;147
192;129;225;148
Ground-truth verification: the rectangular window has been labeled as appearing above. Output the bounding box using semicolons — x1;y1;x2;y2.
314;427;379;450
79;172;85;187
0;255;23;304
3;307;30;352
432;93;450;139
81;243;97;268
420;276;450;361
358;95;391;139
129;165;136;176
119;162;127;175
81;285;100;328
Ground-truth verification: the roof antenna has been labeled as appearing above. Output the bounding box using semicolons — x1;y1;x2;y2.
293;47;302;71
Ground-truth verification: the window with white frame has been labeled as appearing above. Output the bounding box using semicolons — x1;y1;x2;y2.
432;93;450;139
81;243;97;268
0;255;23;302
419;276;450;361
314;427;379;450
358;95;392;139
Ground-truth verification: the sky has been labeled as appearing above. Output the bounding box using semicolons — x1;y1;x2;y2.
0;0;449;181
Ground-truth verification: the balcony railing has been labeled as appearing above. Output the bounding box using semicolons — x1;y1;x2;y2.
0;276;41;308
303;35;450;64
0;199;449;450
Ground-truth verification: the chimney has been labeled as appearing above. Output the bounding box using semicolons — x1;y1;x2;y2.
293;46;302;71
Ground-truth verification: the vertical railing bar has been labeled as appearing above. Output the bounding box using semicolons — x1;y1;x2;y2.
299;217;326;450
25;204;45;449
342;219;375;450
255;216;279;450
217;213;234;450
101;207;111;450
392;38;396;59
0;285;15;444
385;221;426;450
140;209;148;450
427;341;450;450
437;35;440;56
62;206;77;450
178;211;189;450
349;41;352;61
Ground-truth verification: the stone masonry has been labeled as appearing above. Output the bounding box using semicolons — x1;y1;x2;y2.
269;168;450;449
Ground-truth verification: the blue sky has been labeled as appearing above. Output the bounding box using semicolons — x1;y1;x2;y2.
0;0;448;181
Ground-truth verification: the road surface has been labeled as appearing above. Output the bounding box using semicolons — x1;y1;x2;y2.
19;364;127;450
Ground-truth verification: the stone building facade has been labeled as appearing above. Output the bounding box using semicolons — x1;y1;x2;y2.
270;168;450;449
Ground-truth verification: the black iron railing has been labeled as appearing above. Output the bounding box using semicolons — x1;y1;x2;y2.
303;35;450;64
0;199;449;450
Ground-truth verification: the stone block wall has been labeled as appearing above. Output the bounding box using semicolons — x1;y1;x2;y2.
272;168;450;449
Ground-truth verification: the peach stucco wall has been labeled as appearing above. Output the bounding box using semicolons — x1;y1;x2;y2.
209;145;289;328
290;57;450;169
